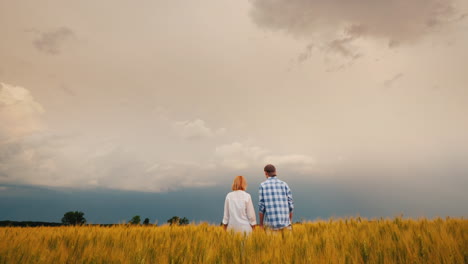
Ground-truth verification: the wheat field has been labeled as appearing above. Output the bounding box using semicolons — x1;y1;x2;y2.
0;217;466;264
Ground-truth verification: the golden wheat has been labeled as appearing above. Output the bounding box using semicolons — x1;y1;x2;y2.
0;217;466;264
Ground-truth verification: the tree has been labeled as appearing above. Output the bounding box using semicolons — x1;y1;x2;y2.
61;211;86;225
167;216;189;226
167;216;180;226
129;215;141;225
179;217;189;225
143;218;150;225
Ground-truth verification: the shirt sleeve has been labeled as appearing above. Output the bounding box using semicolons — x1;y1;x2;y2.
286;184;294;213
258;185;266;214
222;195;229;225
246;194;257;225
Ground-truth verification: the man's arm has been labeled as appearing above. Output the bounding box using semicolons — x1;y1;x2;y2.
258;185;265;227
286;184;294;223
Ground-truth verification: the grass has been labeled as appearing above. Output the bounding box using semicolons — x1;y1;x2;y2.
0;217;466;263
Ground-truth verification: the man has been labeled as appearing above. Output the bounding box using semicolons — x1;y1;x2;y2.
258;164;294;230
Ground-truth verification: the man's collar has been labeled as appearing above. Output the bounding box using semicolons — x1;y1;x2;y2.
267;176;277;180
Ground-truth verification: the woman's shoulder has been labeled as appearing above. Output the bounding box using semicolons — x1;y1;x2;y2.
226;190;251;198
225;191;237;198
241;190;252;198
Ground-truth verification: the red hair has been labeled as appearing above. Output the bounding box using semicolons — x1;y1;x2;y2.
232;176;247;191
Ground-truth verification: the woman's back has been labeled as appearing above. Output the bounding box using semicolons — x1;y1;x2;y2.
223;190;256;233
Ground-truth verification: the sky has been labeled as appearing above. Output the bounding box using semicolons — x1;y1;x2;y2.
1;0;467;223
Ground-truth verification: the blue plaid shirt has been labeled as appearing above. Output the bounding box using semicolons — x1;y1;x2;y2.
259;176;294;230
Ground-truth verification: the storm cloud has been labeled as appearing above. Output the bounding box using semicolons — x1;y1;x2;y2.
250;0;459;44
33;27;74;55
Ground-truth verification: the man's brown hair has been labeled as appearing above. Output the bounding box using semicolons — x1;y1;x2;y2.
264;164;276;176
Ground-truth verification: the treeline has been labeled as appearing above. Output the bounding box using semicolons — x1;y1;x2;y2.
0;221;158;227
1;211;191;227
0;221;138;227
0;221;63;227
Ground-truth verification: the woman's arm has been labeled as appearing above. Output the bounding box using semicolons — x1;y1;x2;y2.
246;195;257;227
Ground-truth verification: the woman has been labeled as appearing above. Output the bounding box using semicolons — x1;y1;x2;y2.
222;176;257;233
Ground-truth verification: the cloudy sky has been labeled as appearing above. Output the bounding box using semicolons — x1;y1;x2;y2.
1;0;467;222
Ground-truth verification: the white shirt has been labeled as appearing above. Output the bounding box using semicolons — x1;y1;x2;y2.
222;190;257;233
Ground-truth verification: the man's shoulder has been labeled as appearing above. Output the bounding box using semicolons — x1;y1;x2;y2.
259;177;289;187
279;179;290;186
259;179;275;186
274;178;291;190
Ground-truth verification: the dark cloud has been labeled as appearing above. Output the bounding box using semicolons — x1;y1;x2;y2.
388;39;401;48
256;0;462;65
297;43;315;63
250;0;457;40
33;27;74;55
294;36;362;70
324;37;362;59
454;12;468;22
384;73;404;88
250;0;458;43
59;84;76;96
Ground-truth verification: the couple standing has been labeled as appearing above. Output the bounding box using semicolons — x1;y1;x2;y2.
222;164;294;233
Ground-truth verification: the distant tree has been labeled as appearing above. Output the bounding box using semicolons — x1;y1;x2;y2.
129;215;141;225
179;217;189;226
143;218;150;225
167;216;180;226
61;211;86;225
167;216;189;226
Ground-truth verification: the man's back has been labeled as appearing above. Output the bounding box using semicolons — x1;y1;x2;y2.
258;176;294;230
